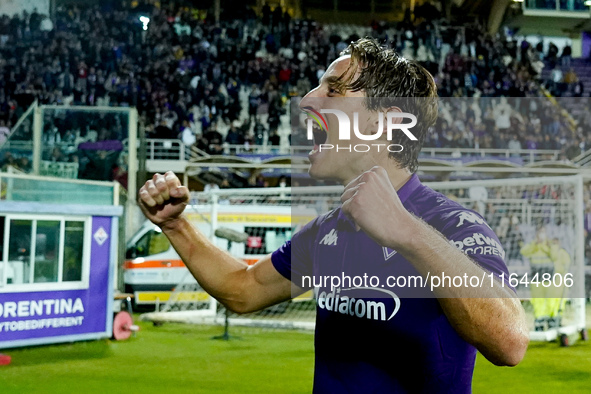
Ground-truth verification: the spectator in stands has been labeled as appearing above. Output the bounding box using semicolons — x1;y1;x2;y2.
196;135;209;153
563;68;578;85
573;80;584;97
153;119;174;139
269;129;281;153
277;175;288;188
254;174;265;187
112;157;128;190
248;85;262;123
0;151;15;170
13;156;30;172
540;134;554;150
278;63;292;95
204;126;224;155
525;135;538;150
565;139;582;160
494;98;512;134
0;1;573;165
0;120;10;145
547;42;559;68
225;122;243;146
180;120;196;147
560;44;572;68
47;147;68;162
549;65;564;95
161;109;179;132
508;134;522;154
204;180;219;193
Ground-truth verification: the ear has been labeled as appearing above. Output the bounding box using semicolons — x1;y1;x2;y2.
384;106;403;126
378;106;404;140
359;107;401;141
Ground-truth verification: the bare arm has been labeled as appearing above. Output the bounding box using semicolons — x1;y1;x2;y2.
395;217;529;366
341;167;529;366
138;172;299;314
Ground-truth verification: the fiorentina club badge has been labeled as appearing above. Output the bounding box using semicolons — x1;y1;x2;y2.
93;227;109;246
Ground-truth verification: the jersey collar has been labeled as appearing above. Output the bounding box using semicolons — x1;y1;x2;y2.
396;173;421;205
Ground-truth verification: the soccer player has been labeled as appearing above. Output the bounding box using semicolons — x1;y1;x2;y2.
521;230;571;330
139;38;528;392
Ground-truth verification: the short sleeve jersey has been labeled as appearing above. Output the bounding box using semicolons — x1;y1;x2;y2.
271;174;511;393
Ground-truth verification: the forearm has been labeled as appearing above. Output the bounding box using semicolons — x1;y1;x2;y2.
438;296;528;366
394;216;529;365
160;215;252;311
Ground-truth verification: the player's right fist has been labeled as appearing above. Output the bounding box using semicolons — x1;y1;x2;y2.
138;171;189;229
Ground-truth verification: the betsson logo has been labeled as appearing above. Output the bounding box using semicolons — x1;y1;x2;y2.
450;232;505;259
305;108;418;153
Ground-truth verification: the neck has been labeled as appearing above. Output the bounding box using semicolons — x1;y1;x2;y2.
388;169;414;191
341;163;413;191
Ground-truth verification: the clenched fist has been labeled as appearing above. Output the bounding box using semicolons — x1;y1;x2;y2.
340;166;415;248
138;171;189;229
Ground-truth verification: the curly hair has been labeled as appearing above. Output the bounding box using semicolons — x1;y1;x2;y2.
336;37;438;173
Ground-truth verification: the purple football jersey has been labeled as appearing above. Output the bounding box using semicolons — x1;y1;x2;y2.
272;174;511;393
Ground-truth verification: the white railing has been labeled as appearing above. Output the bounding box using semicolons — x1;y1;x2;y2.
223;144;286;155
145;139;190;161
418;147;561;164
2;100;37;146
0;140;34;151
573;149;591;167
101;139;565;166
122;139;194;161
2;137;565;167
523;0;588;13
289;146;560;164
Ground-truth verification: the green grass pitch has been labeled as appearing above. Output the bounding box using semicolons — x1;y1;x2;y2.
0;319;590;393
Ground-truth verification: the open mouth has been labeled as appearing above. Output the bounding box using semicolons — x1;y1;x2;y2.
307;120;327;157
311;122;327;146
301;106;328;157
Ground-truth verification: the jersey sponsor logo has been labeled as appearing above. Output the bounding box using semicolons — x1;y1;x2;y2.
319;229;338;246
450;232;505;259
383;247;397;261
315;287;401;321
455;211;491;229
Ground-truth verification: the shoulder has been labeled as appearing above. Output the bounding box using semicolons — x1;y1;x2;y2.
295;207;340;239
406;184;494;238
271;208;340;281
407;184;509;278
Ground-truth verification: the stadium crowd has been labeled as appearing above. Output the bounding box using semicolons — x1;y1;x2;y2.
0;1;588;178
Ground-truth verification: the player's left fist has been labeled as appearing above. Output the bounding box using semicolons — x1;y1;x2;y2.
341;166;415;248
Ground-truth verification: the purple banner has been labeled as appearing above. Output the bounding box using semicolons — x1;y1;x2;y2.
78;140;123;151
582;32;591;60
0;217;112;346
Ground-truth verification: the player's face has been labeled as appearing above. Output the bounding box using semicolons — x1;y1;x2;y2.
300;56;384;184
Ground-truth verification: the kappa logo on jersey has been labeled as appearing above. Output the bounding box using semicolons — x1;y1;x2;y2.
383;247;397;261
450;232;505;259
320;229;338;246
455;211;491;229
